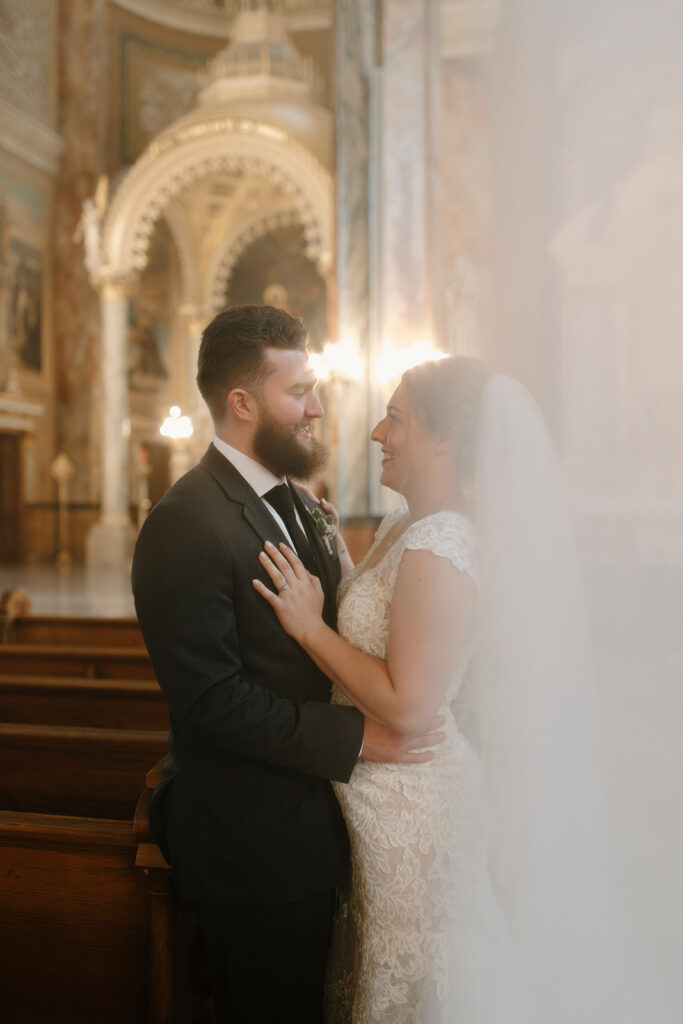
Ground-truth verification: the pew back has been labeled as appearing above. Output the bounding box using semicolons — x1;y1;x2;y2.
0;722;168;819
0;643;156;679
0;674;167;730
2;614;145;647
0;810;149;1023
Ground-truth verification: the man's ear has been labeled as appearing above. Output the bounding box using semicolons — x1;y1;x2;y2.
227;387;257;421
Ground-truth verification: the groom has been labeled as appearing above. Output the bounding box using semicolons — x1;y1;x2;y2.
132;305;440;1024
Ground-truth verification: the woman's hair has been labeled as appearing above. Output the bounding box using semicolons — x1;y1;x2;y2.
402;356;492;490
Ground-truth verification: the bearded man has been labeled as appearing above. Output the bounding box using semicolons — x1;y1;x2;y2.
132;305;438;1024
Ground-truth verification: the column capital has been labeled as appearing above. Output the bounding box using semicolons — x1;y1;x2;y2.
91;267;136;301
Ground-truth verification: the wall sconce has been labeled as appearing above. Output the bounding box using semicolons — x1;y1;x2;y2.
375;339;448;385
160;405;194;440
160;405;194;484
310;338;365;383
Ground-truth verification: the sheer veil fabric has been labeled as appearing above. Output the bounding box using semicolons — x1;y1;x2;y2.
473;376;643;1023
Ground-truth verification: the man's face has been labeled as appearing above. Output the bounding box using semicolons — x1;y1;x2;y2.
251;347;327;479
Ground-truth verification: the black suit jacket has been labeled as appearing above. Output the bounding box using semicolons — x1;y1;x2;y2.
131;444;364;905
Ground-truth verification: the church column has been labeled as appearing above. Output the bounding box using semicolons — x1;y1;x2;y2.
364;0;441;515
86;272;136;566
334;0;375;517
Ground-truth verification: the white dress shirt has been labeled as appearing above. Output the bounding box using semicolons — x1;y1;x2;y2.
212;436;305;552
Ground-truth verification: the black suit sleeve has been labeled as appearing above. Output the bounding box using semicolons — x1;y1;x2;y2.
132;495;363;783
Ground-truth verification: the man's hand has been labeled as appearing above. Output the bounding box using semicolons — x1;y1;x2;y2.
360;715;446;764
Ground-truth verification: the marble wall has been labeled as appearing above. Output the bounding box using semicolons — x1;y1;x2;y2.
333;0;374;516
0;0;58;518
53;0;110;506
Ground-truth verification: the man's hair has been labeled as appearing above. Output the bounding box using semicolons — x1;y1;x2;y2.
196;304;309;422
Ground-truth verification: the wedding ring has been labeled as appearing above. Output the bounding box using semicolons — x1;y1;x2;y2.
278;583;290;593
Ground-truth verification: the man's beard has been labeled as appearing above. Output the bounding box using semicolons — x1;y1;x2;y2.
252;407;328;480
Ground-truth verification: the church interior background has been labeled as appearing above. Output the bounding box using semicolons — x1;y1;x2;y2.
0;0;682;1016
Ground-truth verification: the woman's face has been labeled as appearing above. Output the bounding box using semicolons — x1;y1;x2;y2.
371;382;434;496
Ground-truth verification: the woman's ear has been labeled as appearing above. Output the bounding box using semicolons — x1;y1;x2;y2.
434;435;455;456
227;387;256;421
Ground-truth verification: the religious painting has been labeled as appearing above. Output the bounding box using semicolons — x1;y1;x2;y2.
10;241;42;373
0;169;46;383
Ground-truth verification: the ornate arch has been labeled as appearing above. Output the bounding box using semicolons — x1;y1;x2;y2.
207;202;305;311
102;117;333;281
162;200;200;306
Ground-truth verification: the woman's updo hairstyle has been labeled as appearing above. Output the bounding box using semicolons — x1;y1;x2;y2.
402;356;491;493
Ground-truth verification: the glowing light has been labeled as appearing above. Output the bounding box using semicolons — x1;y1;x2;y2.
310;338;365;383
160;405;194;439
375;340;448;384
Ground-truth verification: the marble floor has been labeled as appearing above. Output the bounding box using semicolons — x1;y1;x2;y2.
0;563;136;618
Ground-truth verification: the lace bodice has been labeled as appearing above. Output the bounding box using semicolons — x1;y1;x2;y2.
335;507;477;726
326;508;503;1023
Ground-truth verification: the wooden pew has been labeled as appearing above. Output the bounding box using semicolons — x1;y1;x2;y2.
0;722;168;819
0;809;150;1024
134;760;214;1024
2;613;145;648
0;643;156;679
0;674;167;730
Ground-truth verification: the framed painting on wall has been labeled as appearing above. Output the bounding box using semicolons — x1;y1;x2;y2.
0;167;48;390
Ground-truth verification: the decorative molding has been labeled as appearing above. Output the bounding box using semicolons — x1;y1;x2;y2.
0;96;63;176
0;393;45;432
440;1;500;59
102;117;333;281
111;0;332;37
162;201;199;305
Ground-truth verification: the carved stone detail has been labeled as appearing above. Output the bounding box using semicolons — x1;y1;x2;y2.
110;1;333;37
102;119;333;281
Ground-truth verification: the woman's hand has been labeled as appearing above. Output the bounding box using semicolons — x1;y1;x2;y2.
253;541;325;644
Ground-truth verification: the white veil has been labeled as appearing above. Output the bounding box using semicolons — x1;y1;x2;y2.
475;375;644;1023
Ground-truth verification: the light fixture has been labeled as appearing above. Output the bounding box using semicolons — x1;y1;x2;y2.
310;338;365;383
160;405;194;439
375;340;448;385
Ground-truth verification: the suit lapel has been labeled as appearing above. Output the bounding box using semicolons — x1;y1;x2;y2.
199;446;341;614
199;444;288;549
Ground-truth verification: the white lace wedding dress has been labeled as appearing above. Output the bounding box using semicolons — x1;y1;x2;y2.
326;508;505;1024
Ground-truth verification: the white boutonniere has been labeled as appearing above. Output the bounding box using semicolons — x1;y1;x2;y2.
309;506;337;555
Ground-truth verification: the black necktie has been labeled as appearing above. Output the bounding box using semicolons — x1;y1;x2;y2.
263;483;317;574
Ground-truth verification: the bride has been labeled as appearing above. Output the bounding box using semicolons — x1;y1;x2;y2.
255;356;505;1022
255;356;628;1023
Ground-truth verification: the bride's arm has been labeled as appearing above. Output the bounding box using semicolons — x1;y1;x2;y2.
253;540;473;735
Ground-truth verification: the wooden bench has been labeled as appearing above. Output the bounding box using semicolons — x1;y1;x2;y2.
0;643;156;679
2;613;145;648
0;674;168;730
134;759;213;1024
0;722;168;819
0;809;150;1023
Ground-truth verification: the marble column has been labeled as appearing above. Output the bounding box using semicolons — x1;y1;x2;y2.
86;274;136;567
377;0;439;348
181;306;212;452
365;0;441;514
334;0;376;517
